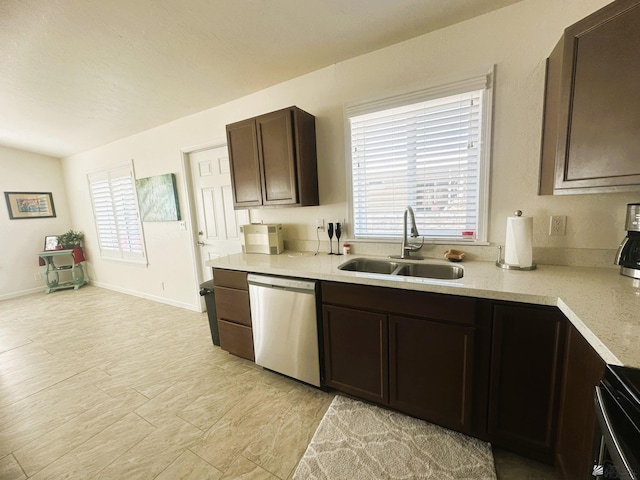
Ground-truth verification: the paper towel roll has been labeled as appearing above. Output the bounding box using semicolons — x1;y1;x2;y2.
504;215;533;268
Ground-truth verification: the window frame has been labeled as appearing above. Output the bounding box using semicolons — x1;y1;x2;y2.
87;161;148;264
344;66;494;244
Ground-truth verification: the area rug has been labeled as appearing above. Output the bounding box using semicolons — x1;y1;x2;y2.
293;395;497;480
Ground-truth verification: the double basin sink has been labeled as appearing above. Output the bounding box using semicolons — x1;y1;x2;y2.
338;258;463;280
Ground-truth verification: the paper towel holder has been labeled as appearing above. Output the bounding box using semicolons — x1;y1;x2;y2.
496;245;536;270
496;210;537;270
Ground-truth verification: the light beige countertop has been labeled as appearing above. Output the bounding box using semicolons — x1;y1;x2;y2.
207;252;640;369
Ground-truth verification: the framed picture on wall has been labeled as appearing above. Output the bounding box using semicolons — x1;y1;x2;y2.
135;173;181;222
4;192;56;219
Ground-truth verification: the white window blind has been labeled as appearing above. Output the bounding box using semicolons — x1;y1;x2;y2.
88;163;147;263
347;70;492;242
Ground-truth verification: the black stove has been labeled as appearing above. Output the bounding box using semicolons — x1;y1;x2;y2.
595;365;640;479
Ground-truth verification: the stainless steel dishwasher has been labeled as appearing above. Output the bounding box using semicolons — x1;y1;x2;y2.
247;274;321;387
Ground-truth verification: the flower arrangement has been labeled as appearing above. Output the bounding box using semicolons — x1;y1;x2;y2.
58;229;84;248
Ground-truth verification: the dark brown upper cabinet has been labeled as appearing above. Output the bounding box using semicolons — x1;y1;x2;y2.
539;0;640;195
226;106;319;208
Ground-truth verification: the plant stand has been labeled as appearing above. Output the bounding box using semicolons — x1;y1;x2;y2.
37;248;87;293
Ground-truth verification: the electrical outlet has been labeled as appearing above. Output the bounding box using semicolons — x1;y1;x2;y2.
549;215;567;236
179;221;187;231
316;219;324;230
34;272;42;281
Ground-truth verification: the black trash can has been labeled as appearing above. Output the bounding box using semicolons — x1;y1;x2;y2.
199;279;220;346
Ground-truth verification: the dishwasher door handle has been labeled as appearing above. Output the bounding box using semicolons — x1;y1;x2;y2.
247;273;316;293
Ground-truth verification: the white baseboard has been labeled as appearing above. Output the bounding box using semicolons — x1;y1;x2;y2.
0;286;44;301
88;281;203;312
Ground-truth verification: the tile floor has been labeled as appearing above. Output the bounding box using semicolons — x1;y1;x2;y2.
0;286;558;479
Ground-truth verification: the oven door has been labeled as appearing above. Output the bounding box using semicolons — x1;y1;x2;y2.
595;382;640;479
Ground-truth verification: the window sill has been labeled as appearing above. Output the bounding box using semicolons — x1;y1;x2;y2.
347;237;490;247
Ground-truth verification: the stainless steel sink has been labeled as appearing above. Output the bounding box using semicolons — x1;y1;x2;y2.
395;263;463;280
337;258;402;275
337;258;463;279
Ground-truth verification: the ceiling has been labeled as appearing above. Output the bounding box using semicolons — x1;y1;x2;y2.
0;0;524;159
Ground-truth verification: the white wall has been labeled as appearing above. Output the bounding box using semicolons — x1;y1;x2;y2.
63;0;631;310
0;146;72;299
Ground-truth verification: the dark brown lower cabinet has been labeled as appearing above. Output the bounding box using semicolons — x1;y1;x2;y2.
322;305;388;404
555;324;606;480
319;280;607;468
217;319;254;361
389;315;475;433
213;285;251;326
320;281;483;434
213;268;255;361
487;303;566;464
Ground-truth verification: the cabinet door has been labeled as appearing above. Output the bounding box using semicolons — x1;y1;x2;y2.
226;118;262;207
322;305;388;404
542;0;640;194
389;315;475;433
488;304;566;463
256;109;298;205
555;324;606;480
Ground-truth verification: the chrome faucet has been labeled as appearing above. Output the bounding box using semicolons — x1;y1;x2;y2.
398;206;424;259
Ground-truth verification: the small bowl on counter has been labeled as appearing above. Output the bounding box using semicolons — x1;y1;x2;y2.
444;249;466;262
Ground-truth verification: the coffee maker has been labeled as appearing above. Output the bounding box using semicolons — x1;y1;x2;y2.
615;203;640;278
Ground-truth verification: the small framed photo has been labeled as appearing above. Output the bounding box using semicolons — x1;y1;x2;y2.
44;235;60;251
4;192;56;219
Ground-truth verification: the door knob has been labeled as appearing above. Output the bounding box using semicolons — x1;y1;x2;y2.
198;231;204;236
196;241;205;247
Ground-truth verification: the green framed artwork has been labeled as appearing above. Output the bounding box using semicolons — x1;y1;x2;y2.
4;191;56;219
135;173;181;222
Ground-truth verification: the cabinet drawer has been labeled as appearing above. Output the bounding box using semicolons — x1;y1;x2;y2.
213;269;248;290
218;319;255;361
214;286;251;326
321;281;476;325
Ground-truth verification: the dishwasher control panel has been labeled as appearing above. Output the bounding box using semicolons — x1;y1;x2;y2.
247;274;316;292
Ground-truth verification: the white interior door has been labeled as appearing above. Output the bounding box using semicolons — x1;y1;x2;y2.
189;145;249;282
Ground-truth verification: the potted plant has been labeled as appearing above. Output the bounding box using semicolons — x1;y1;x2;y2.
58;229;84;249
